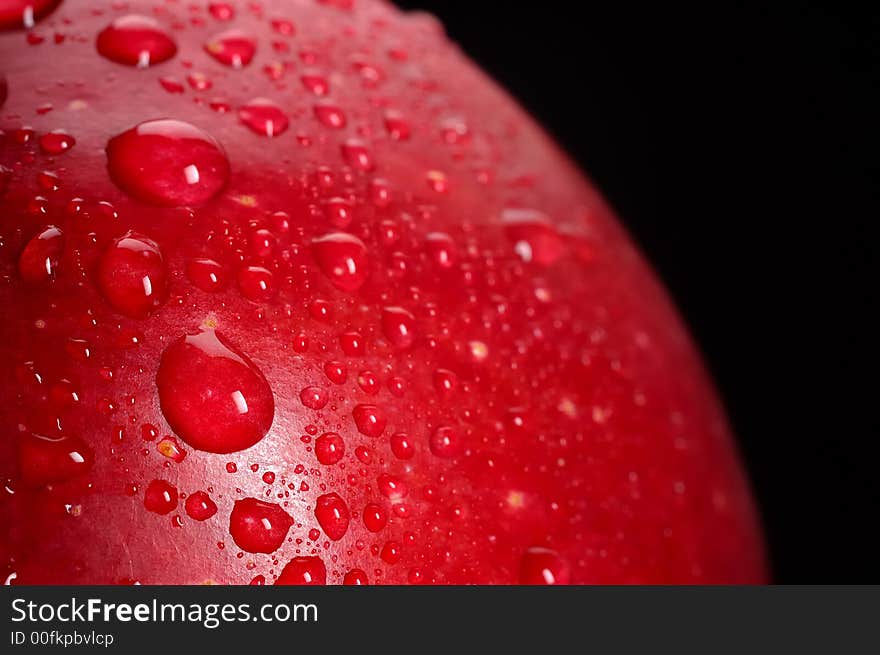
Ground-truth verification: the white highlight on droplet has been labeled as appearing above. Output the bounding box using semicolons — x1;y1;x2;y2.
231;390;249;414
184;164;200;185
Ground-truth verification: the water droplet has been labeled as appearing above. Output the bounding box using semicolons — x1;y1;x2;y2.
311;232;369;292
339;331;364;356
144;479;178;515
425;232;457;268
157;436;187;463
425;170;448;193
380;540;401;564
383;110;410;140
313;102;346;129
314;432;345;465
362;503;387;532
275;556;326;585
389;432;414;460
323;360;347;384
18;225;63;283
377;473;407;500
96;232;167;318
238;98;289;137
237;265;275;302
340;139;375;171
208;2;235;21
300;385;328;410
0;0;61;30
343;568;368;585
381;306;415;349
204;30;256;68
262;471;276;484
18;433;92;487
357;370;379;395
432;369;458;396
185;490;217;521
186;258;227;292
39;130;75;154
106;119;229;206
96;15;177;67
300;72;329;96
353;404;386;437
228;497;292;554
519;547;570;584
501;209;564;266
429;425;461;458
314;492;350;541
156;328;274;453
322;197;354;229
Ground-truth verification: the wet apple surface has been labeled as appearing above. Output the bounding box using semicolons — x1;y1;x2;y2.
0;0;765;584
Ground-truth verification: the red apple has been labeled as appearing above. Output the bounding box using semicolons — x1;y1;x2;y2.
0;0;765;584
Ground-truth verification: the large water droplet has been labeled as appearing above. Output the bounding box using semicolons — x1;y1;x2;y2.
311;232;368;292
96;232;167;318
275;556;326;585
18;433;93;487
229;497;293;553
204;29;256;68
238;98;289;137
156;328;274;453
314;492;350;541
518;547;570;584
96;15;177;68
18;225;63;283
106;119;229;206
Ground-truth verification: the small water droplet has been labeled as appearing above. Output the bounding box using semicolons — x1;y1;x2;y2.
429;425;461;458
275;556;326;585
380;540;401;564
383;110;410;140
186;258;227;292
96;15;177;67
18;225;63;283
314;492;350;541
362;503;387;532
381;306;416;349
389;432;414;459
156;328;274;453
237;265;275;302
343;568;368;585
96;232;167;318
229;497;293;553
204;30;256;68
18;433;93;487
353;404;386;437
106;119;229;206
208;2;235;21
185;490;218;521
300;385;329;410
144;479;178;515
313;102;346;129
238;98;289;137
340;139;375;171
39;130;75;154
502;209;564;265
518;547;570;584
314;432;345;465
311;232;369;292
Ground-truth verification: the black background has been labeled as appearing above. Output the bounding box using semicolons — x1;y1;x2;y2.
396;2;878;582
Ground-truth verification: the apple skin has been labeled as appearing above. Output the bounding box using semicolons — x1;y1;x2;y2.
0;0;766;584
